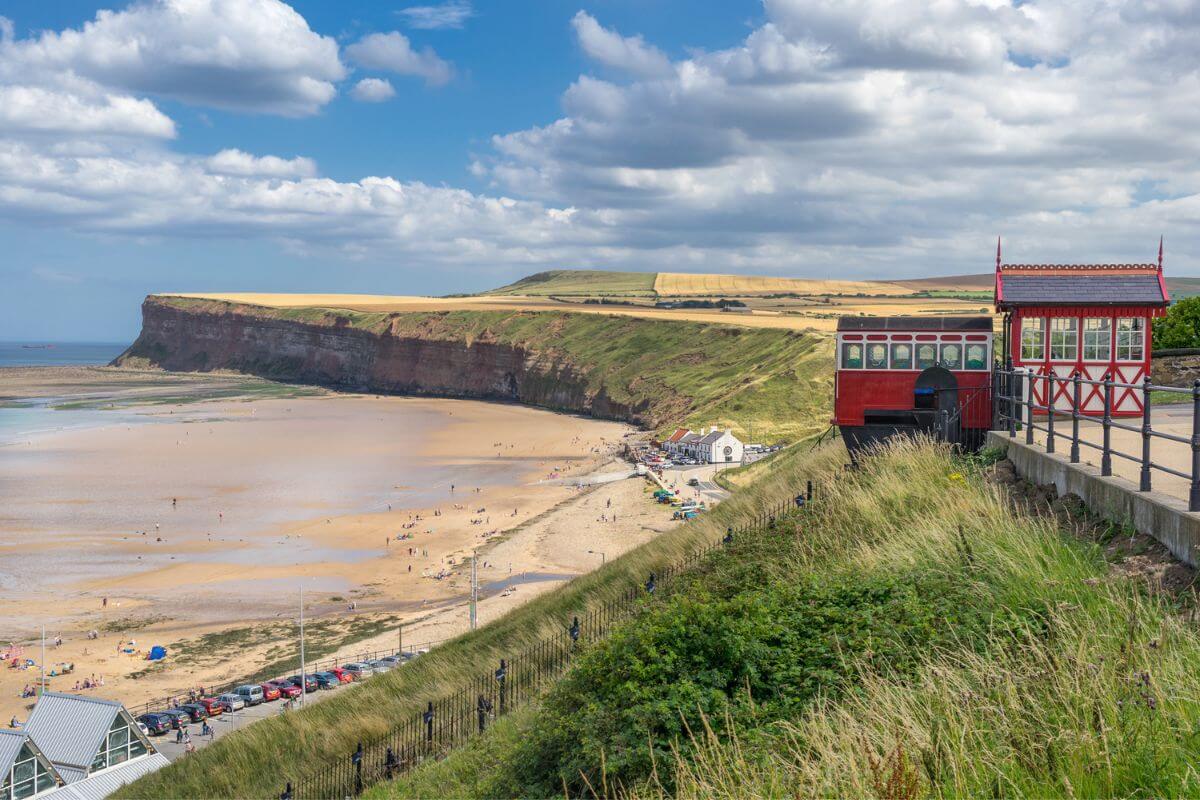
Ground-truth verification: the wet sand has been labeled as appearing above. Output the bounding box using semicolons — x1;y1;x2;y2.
0;370;665;719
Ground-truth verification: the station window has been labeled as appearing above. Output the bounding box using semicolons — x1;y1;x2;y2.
866;343;888;369
841;341;864;369
1116;317;1145;361
965;343;988;370
940;343;962;369
1020;318;1045;360
890;342;913;370
915;343;938;370
1082;318;1111;361
5;744;57;800
1049;318;1078;361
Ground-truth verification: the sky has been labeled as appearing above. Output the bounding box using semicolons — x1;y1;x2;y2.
2;1;1200;341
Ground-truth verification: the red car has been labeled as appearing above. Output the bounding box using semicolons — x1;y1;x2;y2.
268;680;301;699
259;683;282;702
196;698;224;717
328;667;356;684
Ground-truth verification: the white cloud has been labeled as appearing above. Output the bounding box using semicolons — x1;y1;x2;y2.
206;149;316;178
0;0;345;116
398;2;474;30
351;77;396;103
571;11;673;78
345;31;453;87
0;86;176;138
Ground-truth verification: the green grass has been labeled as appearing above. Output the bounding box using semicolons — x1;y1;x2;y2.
137;298;833;443
114;438;844;800
482;270;659;297
374;440;1200;800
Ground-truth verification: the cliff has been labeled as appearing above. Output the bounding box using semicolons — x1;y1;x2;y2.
114;296;831;440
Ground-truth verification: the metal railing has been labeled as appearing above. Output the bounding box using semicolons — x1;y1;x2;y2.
994;364;1200;511
286;483;819;800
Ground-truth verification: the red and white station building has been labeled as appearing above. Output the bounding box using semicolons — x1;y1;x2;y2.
995;246;1170;417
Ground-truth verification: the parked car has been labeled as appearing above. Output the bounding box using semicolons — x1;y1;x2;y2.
138;713;173;736
327;667;356;684
259;683;282;702
342;662;374;680
234;684;265;706
377;655;404;668
196;698;224;717
313;672;340;690
137;721;151;738
286;674;319;693
178;703;209;722
161;708;191;730
217;693;246;712
687;477;700;487
268;680;302;699
367;659;394;673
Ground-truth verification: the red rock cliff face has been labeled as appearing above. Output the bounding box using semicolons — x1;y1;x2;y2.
114;297;654;426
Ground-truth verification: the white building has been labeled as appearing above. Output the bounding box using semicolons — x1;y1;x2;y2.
662;427;744;464
4;692;169;800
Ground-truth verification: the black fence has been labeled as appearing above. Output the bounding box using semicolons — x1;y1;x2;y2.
993;365;1200;511
287;487;815;800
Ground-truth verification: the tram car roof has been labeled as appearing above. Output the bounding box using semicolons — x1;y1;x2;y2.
836;316;993;332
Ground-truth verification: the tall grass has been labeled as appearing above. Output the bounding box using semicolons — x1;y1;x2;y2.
114;441;844;800
655;443;1200;799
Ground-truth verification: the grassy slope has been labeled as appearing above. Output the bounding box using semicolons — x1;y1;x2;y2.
377;441;1200;799
114;436;843;800
151;298;832;443
483;270;659;296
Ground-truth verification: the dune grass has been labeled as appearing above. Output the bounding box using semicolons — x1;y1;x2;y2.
114;436;844;800
374;440;1200;800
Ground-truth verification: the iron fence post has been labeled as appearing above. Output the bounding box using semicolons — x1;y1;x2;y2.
1007;361;1017;438
353;742;363;796
1070;371;1081;464
1192;380;1200;512
806;479;813;502
1102;373;1113;477
423;703;433;744
1140;376;1152;492
1046;372;1056;454
1025;372;1035;445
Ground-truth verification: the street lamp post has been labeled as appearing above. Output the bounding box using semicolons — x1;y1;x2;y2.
587;550;606;566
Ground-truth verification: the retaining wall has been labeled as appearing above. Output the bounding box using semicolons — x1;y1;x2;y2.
988;431;1200;567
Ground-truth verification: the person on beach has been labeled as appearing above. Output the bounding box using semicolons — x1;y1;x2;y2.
172;498;177;508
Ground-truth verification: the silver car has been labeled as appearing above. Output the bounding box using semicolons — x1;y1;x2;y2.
217;693;245;711
343;662;374;679
367;659;394;673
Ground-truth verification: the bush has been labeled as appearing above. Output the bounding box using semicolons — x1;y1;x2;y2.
1152;296;1200;349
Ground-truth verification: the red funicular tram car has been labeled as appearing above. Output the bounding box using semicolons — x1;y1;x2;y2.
834;316;994;458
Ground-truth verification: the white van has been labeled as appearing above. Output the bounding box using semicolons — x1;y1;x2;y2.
234;684;265;705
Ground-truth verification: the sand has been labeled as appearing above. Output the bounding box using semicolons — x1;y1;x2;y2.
0;373;685;721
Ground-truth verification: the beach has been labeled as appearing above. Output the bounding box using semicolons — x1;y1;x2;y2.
0;368;677;721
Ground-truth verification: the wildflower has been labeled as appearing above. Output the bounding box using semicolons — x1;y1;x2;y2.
948;472;964;482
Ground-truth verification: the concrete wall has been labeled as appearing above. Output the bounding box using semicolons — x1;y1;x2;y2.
988;431;1200;566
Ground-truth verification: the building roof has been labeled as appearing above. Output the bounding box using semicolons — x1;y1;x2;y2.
679;433;701;444
42;753;169;800
995;264;1168;308
837;316;993;332
23;693;124;772
665;428;692;443
698;430;727;445
0;729;27;775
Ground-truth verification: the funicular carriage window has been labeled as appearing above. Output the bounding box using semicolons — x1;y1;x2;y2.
841;341;864;369
1116;317;1145;361
1021;318;1045;360
915;342;938;370
866;343;888;369
890;342;913;369
965;343;988;370
1049;318;1078;361
940;342;962;370
1083;318;1112;361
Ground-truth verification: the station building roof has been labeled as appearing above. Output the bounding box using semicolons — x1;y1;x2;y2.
995;263;1169;310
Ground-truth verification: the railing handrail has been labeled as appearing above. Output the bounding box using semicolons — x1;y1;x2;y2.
993;364;1200;512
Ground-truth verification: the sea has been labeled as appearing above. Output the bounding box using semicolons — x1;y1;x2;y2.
0;341;127;368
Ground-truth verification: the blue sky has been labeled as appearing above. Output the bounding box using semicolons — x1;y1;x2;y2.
1;0;1198;340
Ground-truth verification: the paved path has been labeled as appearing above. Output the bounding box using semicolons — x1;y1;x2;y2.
1021;401;1197;506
